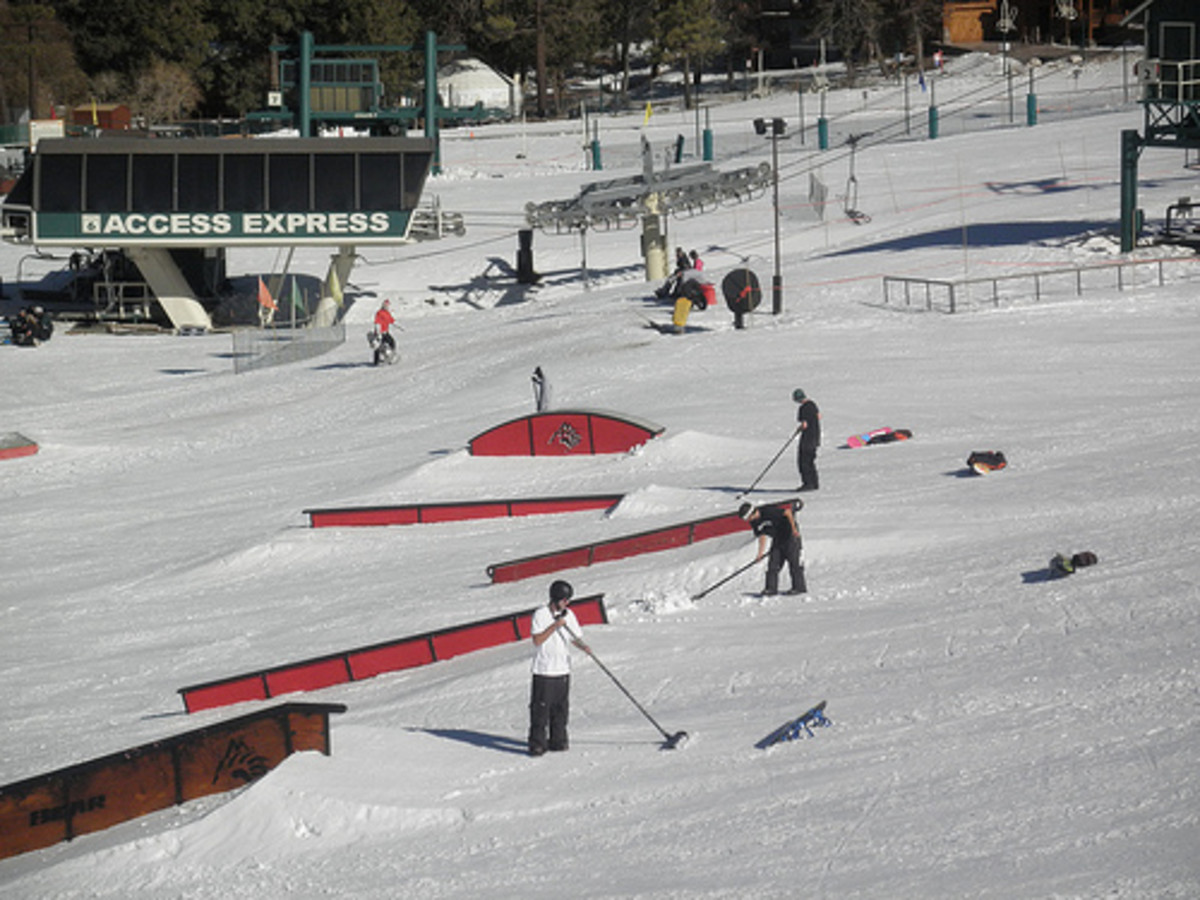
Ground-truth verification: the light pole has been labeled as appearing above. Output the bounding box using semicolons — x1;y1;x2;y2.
754;117;785;314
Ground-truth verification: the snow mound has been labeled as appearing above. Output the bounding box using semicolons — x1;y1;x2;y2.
605;484;709;519
632;429;762;469
136;753;466;868
628;589;695;616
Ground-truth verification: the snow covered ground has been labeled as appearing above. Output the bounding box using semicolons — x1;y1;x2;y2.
1;52;1198;898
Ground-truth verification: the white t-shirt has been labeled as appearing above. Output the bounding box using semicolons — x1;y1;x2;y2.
530;605;581;676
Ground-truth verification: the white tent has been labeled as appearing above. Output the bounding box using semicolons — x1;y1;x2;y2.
435;58;519;117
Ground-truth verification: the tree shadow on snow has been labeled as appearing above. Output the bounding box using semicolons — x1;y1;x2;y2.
411;727;529;755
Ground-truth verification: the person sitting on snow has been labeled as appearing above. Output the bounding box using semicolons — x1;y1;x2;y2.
10;306;52;347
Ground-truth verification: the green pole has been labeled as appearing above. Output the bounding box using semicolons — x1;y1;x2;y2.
1119;129;1141;253
425;30;440;173
590;120;601;170
299;30;313;137
817;117;829;150
1026;69;1037;126
702;107;713;161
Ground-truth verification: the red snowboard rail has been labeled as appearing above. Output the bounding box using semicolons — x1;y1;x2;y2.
0;432;38;461
485;505;781;583
304;494;623;528
177;594;609;714
469;408;664;456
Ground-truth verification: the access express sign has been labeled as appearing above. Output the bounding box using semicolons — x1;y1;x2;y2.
34;210;411;246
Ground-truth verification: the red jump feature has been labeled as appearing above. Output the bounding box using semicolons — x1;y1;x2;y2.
0;702;345;861
485;504;795;583
469;408;664;456
177;594;609;714
304;494;624;528
0;432;38;461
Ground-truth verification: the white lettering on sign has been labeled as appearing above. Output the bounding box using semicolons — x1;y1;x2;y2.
79;211;393;238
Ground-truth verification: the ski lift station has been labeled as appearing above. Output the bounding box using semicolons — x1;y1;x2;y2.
0;31;491;334
0;136;435;332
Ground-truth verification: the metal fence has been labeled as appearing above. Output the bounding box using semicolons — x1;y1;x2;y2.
231;323;346;374
882;256;1200;313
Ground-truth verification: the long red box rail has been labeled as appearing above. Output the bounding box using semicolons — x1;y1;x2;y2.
304;494;623;528
177;595;609;714
484;502;794;583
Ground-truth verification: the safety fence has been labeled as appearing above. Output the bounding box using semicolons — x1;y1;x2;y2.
231;323;346;374
177;595;609;714
881;255;1200;313
485;503;792;583
304;494;624;528
0;702;345;861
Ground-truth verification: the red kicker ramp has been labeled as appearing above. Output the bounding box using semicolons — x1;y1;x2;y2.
0;702;345;861
469;409;664;456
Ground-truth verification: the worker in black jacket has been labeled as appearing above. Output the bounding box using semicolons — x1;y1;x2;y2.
739;500;807;596
794;388;821;491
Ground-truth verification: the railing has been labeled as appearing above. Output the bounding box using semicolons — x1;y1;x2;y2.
1143;59;1200;103
882;256;1200;313
92;280;153;321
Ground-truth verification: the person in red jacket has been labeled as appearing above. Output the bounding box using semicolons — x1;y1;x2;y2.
371;299;397;365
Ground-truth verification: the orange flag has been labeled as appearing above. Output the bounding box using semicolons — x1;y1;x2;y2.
256;277;277;311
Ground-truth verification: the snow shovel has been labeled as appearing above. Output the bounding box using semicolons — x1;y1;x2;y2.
738;425;801;498
691;555;765;601
577;640;688;750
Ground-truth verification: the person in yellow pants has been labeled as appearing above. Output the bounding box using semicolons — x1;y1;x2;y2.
671;296;693;333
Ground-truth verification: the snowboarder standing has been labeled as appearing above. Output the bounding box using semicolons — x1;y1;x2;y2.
371;299;397;365
532;366;551;412
794;388;821;491
740;501;807;596
528;580;589;756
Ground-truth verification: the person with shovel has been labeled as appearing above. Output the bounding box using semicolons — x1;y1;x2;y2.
528;580;589;757
794;388;821;491
739;500;807;596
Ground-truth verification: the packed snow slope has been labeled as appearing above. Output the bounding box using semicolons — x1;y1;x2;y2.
1;53;1198;898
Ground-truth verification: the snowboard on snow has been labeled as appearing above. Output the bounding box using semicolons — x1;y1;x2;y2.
756;700;832;748
846;427;912;448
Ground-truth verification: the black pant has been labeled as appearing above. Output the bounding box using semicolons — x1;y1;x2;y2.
798;442;819;490
529;674;570;752
765;534;807;594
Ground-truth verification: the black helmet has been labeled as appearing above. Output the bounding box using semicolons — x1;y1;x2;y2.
549;580;574;604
